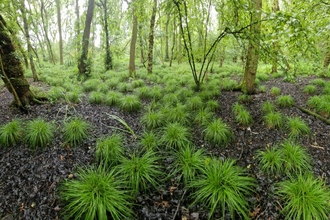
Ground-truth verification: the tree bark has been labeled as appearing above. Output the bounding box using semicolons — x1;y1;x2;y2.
99;0;112;70
0;14;34;108
55;0;63;65
147;0;157;73
165;15;170;62
241;0;262;94
271;0;279;73
129;0;138;77
75;0;80;54
20;0;38;82
78;0;95;77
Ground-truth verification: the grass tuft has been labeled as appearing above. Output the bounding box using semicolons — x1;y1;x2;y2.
24;118;54;149
203;119;233;146
189;158;256;219
96;133;125;167
263;111;284;129
160;122;191;149
276;95;294;108
286;117;310;139
63;118;90;147
0;119;23;148
60;166;133;220
119;95;142;112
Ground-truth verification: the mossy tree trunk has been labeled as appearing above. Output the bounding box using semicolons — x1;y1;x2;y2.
78;0;95;78
0;14;34;108
241;0;262;94
147;0;157;74
129;0;138;77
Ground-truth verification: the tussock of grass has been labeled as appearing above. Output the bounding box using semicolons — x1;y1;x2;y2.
63;118;90;147
160;122;191;149
24;118;54;149
276;95;294;108
96;133;125;167
0;119;23;148
203;119;233;146
118;95;142;112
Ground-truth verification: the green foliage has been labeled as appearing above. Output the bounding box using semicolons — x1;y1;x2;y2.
171;145;205;185
87;91;104;104
141;109;164;130
118;150;163;195
65;91;81;103
0;119;23;148
24;118;54;149
221;78;238;91
60;166;133;220
161;93;180;106
63;118;89;147
186;96;204;111
303;85;317;95
257;147;283;175
257;73;270;81
276;95;294;108
139;131;159;150
206;100;220;111
104;91;123;106
238;94;251;103
189;158;256;219
194;108;215;125
96;133;125;167
261;101;275;114
160;122;191;149
310;78;325;87
259;85;266;93
162;104;190;125
118;95;142;112
280;141;311;174
47;86;66;101
82;79;102;92
286;117;311;139
276;174;330;220
233;106;253;126
203;119;233;146
270;87;281;96
263;111;284;129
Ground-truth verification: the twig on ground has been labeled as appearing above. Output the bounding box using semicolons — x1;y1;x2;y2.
172;189;187;220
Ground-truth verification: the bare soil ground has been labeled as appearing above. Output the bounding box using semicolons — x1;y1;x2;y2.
1;76;330;219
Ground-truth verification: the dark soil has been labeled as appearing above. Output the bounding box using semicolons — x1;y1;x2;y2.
1;77;330;220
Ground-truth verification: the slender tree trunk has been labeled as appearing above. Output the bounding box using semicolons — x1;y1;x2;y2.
75;0;80;54
271;0;279;73
20;0;38;81
165;15;170;62
56;0;63;65
147;0;157;73
129;0;138;77
99;0;112;70
0;14;34;108
242;0;262;94
138;25;146;67
169;17;176;67
78;0;95;77
40;0;56;64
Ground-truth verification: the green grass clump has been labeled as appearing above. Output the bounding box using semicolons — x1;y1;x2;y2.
60;166;133;220
161;93;180;106
286;117;310;139
65;91;81;103
139;131;159;150
257;147;283;175
257;141;311;175
261;101;275;114
104;91;123;106
171;145;205;185
194;108;215;125
303;85;317;95
88;91;104;104
63;118;90;147
280;141;311;174
221;78;238;91
310;78;326;87
276;95;294;108
118;95;142;112
160;122;191;149
276;174;330;220
306;96;322;109
24;118;54;149
0;119;23;148
206;100;220;111
96;133;125;167
270;87;281;96
82;79;102;92
238;94;251;103
203;119;233;146
47;86;65;101
118;150;163;195
141;109;164;130
263;111;284;129
232;103;253;126
189;158;256;219
162;104;190;125
186;96;203;111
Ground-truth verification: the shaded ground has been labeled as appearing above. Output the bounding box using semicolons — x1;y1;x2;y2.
1;76;330;219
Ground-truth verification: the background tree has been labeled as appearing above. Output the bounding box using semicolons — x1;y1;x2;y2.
55;0;63;65
147;0;157;73
78;0;95;78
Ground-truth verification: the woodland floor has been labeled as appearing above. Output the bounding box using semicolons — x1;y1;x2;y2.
1;76;330;220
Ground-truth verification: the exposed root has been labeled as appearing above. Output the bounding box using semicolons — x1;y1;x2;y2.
295;105;330;125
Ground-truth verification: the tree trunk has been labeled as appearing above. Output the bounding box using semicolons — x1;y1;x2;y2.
165;15;170;62
40;0;56;64
129;0;138;77
0;14;34;108
75;0;80;54
241;0;262;94
271;0;279;73
78;0;95;78
56;0;63;65
138;25;146;67
147;0;157;74
20;0;38;82
100;0;112;71
169;17;176;67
